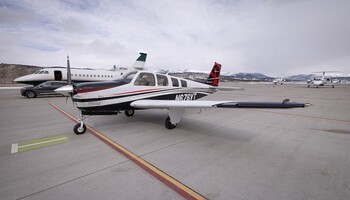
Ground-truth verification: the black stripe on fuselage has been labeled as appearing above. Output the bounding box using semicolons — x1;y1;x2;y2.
77;93;208;114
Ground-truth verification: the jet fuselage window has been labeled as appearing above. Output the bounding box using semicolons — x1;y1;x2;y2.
171;78;179;87
181;80;187;87
157;74;169;86
134;73;155;86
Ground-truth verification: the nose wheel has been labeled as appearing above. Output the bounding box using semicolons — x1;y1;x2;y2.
74;123;86;135
74;112;87;135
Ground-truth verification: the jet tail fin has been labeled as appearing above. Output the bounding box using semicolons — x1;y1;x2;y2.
132;52;147;70
205;62;221;86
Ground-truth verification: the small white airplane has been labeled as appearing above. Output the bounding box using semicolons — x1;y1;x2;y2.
14;52;147;86
307;71;339;88
55;57;309;134
273;75;285;85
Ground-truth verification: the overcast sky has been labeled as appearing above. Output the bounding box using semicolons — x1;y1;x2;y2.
1;0;349;76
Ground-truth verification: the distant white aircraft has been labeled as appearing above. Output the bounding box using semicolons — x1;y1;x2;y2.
14;52;147;86
273;75;285;85
307;71;339;88
55;56;309;135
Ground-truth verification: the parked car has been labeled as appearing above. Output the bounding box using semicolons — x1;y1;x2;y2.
20;81;68;98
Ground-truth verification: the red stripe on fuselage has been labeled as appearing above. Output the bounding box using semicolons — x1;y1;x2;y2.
112;88;163;96
76;87;114;94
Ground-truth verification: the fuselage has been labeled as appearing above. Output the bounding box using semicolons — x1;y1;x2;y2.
71;71;214;114
14;67;128;85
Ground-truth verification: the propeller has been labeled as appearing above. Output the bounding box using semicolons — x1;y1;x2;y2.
54;55;74;102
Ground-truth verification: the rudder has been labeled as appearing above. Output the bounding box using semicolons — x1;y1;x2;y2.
205;62;221;86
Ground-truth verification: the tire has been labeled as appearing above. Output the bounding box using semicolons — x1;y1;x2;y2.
307;85;310;88
74;123;86;135
26;91;37;98
125;110;135;117
165;117;177;129
332;85;334;88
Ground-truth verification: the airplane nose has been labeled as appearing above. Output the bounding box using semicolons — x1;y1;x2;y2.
14;77;24;82
55;85;74;96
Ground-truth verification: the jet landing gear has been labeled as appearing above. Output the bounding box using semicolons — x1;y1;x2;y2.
74;112;87;135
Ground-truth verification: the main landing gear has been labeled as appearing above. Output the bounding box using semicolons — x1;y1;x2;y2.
164;109;185;130
165;117;177;129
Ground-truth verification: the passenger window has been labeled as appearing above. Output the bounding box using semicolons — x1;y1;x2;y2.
157;74;168;86
171;78;179;87
134;73;155;86
181;80;187;87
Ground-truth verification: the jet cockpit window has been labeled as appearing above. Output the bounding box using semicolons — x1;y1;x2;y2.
134;73;155;86
43;71;49;74
38;71;44;74
156;74;168;86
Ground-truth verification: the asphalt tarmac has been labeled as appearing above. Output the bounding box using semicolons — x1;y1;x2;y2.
0;83;349;200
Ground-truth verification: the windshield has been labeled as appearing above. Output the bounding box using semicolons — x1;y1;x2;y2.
114;71;138;84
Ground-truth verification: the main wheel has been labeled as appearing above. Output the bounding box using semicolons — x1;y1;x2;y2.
26;91;37;98
332;85;335;88
307;85;310;88
125;110;135;117
165;117;177;129
74;123;86;135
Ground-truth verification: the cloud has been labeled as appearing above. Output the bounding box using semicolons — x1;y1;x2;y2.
0;0;350;76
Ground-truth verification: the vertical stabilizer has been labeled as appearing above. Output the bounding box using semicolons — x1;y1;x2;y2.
205;62;221;86
132;52;147;70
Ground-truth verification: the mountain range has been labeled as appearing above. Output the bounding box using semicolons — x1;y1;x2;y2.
1;63;349;84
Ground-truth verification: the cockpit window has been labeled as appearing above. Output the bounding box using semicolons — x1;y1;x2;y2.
134;73;155;86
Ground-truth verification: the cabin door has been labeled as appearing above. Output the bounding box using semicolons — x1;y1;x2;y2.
54;71;62;81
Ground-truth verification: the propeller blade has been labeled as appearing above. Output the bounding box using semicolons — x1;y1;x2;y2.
67;56;72;85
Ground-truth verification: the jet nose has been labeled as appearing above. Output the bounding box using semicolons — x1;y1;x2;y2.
55;85;73;96
14;76;25;82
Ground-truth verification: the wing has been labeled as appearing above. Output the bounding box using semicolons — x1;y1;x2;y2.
130;99;308;109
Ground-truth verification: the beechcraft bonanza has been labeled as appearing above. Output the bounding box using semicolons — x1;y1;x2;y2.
14;52;147;86
55;57;309;134
307;71;339;88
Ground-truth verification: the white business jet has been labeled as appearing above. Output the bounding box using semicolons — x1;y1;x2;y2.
307;71;339;88
14;52;147;85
